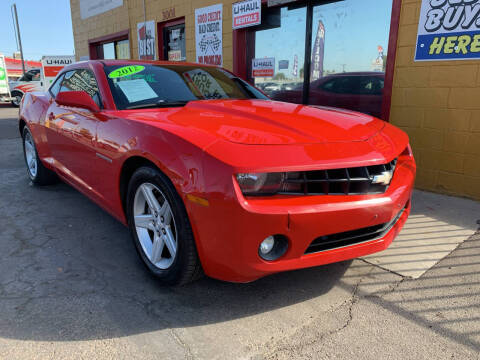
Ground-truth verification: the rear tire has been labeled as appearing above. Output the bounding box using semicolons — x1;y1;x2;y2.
22;127;57;185
126;166;202;285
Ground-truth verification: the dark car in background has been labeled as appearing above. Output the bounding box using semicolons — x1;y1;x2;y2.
271;72;385;118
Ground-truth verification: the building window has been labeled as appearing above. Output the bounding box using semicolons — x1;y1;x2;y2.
158;18;186;62
115;39;130;59
239;0;396;120
89;30;130;60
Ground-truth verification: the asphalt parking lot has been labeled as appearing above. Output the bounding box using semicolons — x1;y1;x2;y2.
0;104;479;359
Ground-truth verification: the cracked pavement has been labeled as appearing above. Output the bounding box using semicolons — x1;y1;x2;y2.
0;105;479;359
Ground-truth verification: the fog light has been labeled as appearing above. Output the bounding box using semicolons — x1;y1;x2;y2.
258;235;289;261
260;236;275;254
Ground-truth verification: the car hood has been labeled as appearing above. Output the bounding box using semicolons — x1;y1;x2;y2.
120;99;385;146
161;99;385;145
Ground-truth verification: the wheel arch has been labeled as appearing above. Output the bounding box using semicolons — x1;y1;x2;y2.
118;154;193;217
11;89;24;97
19;118;27;137
119;156;160;217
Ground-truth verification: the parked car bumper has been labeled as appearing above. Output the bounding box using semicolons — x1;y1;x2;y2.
186;153;415;283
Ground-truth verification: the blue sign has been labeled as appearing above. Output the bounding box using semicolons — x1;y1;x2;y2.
415;0;480;62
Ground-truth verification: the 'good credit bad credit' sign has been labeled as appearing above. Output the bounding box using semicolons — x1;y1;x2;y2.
233;0;261;29
195;4;223;66
415;0;480;61
252;58;275;77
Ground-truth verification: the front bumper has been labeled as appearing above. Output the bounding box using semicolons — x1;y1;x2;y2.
186;154;416;283
0;95;13;102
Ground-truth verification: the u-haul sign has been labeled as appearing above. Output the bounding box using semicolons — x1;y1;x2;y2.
252;57;275;77
41;55;75;87
233;0;261;29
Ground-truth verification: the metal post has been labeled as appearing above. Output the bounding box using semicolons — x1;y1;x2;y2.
143;0;147;59
302;2;313;105
12;4;26;75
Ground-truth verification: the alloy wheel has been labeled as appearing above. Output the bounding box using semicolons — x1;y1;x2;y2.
24;131;38;178
133;183;178;269
13;95;22;106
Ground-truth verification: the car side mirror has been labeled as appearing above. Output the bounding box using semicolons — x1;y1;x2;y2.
55;91;100;112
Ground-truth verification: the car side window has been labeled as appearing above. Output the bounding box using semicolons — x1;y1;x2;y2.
356;77;384;96
49;73;65;98
19;73;32;82
324;77;355;94
58;69;103;109
320;80;336;92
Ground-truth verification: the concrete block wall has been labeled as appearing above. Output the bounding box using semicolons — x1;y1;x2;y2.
391;0;480;201
70;0;237;71
70;0;130;59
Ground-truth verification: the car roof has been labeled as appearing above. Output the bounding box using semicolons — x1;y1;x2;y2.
84;59;215;68
324;71;385;77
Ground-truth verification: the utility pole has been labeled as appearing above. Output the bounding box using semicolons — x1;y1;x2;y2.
143;0;147;59
12;3;25;75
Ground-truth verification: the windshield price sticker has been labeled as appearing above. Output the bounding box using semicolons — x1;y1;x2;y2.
117;78;157;103
252;57;275;77
109;65;145;79
415;0;480;61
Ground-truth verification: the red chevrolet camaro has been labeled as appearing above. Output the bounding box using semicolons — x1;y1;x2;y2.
19;60;415;285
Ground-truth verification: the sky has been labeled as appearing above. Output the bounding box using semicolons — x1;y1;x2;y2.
255;0;393;78
0;0;74;60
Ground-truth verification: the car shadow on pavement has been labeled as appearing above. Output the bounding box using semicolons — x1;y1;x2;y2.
0;175;351;342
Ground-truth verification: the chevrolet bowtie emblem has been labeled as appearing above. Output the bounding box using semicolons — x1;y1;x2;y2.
372;170;393;186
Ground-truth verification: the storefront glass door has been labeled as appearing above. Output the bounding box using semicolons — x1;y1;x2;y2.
163;24;186;62
247;0;393;120
308;0;392;118
253;6;306;101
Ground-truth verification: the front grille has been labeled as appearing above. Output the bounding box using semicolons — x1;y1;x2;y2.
304;204;406;254
280;158;397;195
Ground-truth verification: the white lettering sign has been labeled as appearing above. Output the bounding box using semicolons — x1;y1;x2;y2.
138;20;156;60
233;0;261;29
252;57;275;77
41;55;76;88
79;0;123;20
415;0;480;61
195;4;223;66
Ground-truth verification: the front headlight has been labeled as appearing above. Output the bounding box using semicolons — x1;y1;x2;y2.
236;172;285;195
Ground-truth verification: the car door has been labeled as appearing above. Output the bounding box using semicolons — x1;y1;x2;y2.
45;68;103;196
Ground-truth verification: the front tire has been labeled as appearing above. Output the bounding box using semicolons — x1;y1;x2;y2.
22;127;57;185
11;92;22;107
126;166;202;285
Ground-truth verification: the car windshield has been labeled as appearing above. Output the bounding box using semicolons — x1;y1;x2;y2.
104;64;268;110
